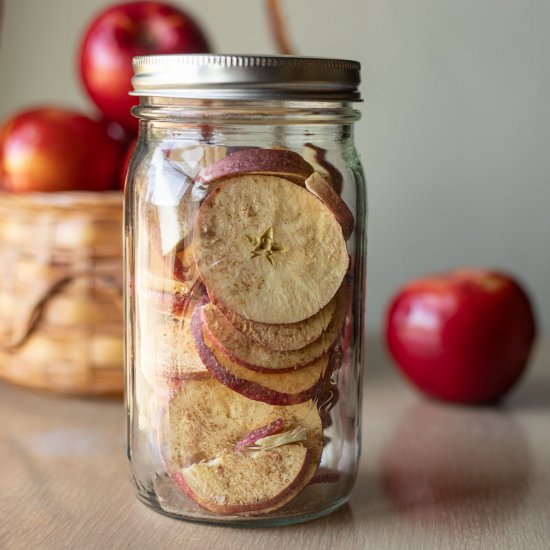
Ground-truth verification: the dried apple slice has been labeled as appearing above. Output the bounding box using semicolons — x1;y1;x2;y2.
144;318;210;382
195;148;314;186
251;425;309;450
146;273;203;320
191;303;329;404
234;419;284;451
200;283;348;372
310;467;341;485
217;291;337;351
166;379;323;515
303;143;344;195
172;446;312;515
203;339;329;405
305;172;355;241
171;243;197;283
165;379;323;468
146;281;205;319
145;239;202;308
169;281;206;318
144;235;204;317
193;173;348;324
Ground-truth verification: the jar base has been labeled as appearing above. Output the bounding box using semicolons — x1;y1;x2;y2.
134;473;352;527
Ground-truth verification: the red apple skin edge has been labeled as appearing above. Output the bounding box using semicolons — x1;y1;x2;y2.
195;148;314;185
170;448;312;515
190;300;321;406
385;269;537;404
0;107;122;193
79;1;211;133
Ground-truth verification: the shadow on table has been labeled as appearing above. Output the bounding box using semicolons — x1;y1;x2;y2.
372;400;533;529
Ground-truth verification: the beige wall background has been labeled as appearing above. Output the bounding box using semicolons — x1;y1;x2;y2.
1;0;549;334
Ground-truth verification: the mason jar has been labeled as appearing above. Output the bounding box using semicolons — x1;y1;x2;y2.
124;54;366;526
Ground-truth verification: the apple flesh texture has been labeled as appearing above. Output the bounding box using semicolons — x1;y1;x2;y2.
79;1;210;132
190;298;329;405
173;446;312;516
385;269;536;404
304;172;355;241
0;108;122;192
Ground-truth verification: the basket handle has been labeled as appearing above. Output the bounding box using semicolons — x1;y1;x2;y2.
0;271;123;352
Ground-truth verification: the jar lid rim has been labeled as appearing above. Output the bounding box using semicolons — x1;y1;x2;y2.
131;54;362;101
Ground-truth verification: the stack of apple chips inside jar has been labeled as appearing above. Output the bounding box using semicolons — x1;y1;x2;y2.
138;148;355;516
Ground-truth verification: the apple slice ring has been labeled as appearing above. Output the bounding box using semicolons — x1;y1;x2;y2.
195;148;314;186
164;378;323;467
165;380;323;515
200;282;348;373
142;316;210;383
193;174;349;325
143;239;204;317
191;301;329;405
216;289;337;352
202;335;329;405
172;446;312;516
160;319;211;381
305;172;355;241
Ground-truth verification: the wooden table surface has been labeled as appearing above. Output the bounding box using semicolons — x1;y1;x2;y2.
1;336;549;550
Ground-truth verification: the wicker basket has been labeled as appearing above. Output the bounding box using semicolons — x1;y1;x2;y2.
0;191;123;395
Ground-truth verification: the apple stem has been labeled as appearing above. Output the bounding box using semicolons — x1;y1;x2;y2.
265;0;295;55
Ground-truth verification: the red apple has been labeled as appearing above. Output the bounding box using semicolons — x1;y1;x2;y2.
385;268;536;404
79;1;211;132
0;107;122;193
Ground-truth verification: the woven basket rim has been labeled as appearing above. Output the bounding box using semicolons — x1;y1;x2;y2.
0;189;124;396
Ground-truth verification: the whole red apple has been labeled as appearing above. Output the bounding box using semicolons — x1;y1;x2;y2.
79;1;211;132
0;107;122;193
385;269;536;404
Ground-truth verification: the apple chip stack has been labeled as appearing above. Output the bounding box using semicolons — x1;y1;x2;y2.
156;149;354;516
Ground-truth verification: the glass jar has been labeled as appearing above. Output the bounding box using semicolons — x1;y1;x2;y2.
125;55;366;526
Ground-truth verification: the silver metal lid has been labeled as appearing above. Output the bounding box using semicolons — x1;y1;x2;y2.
131;54;361;101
